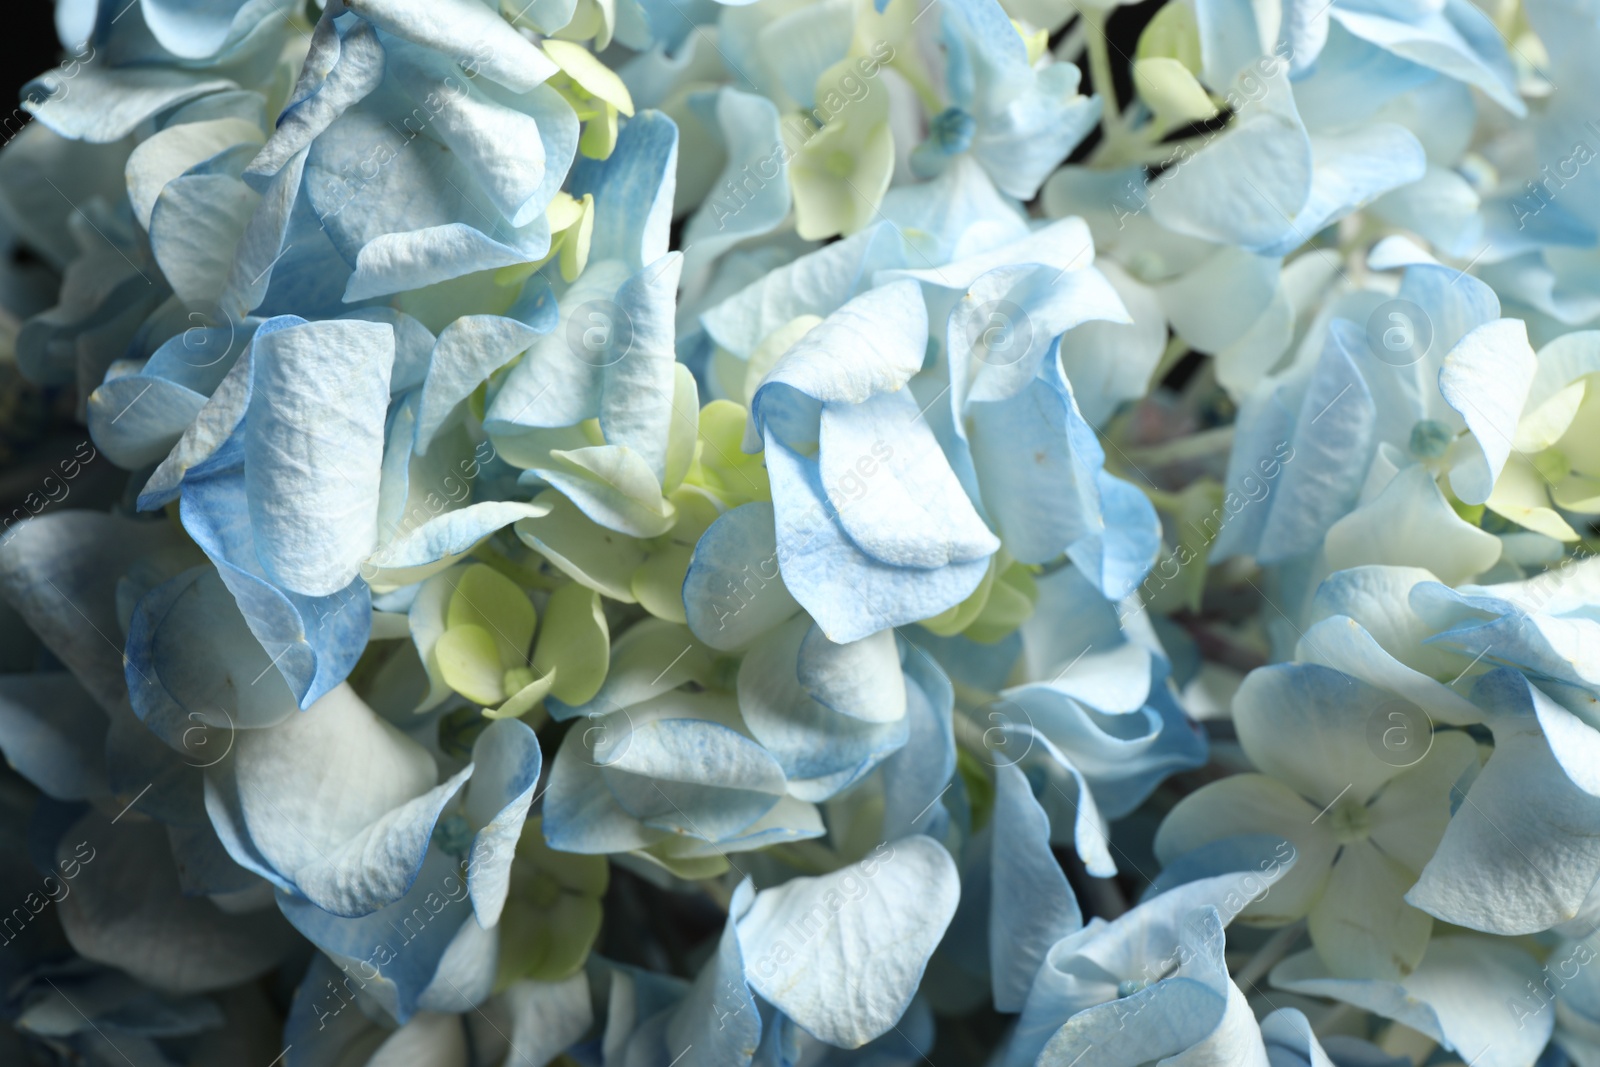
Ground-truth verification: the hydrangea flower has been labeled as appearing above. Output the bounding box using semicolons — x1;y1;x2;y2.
8;0;1600;1063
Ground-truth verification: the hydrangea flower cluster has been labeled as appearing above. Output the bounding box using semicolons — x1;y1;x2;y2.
5;0;1600;1063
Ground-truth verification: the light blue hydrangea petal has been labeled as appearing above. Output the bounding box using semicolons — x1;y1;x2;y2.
1281;0;1332;76
499;976;594;1067
88;373;207;469
343;0;560;92
383;38;554;229
461;717;542;926
244;16;385;187
948;261;1128;410
486;260;632;432
681;88;790;283
1270;936;1551;1067
1021;565;1136;683
968;359;1159;596
244;317;394;597
666;880;762;1066
211;682;469;917
1005;683;1204;818
571;109;679;273
1035;908;1267;1067
1233;662;1410;808
737;835;959;1049
749;279;929;450
140;0;259;60
1439;318;1537;505
23;66;236;143
1255;327;1376;562
700;222;904;360
371;500;552;582
1296;613;1482;726
1328;4;1523;117
737;616;910;798
880;643;956;840
1006;864;1291;1067
126;115;264;231
1194;0;1270;89
938;0;1032;110
1409;668;1600;934
818;391;999;568
599;253;685;484
1259;1007;1337;1067
969;64;1101;201
879;156;1030;264
125;563;301;746
1156;247;1282;355
149;171;261;308
1147;67;1311;248
1054;263;1167;427
1251;125;1427;258
179;472;371;713
416;315;544;455
990;763;1082;1013
598;714;788;839
683;502;803;652
278;848;477;1024
797;623;905;723
766;433;992;643
304;90;574;300
541;720;665;854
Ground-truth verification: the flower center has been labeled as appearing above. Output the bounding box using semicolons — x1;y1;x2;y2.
431;813;473;858
929;107;976;155
1408;418;1454;459
1327;797;1372;845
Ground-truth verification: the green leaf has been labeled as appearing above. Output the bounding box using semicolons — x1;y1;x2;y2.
435;624;508;705
533;583;610;705
447;563;536;667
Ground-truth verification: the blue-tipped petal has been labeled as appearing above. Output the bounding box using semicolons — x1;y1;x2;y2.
736;835;959;1048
